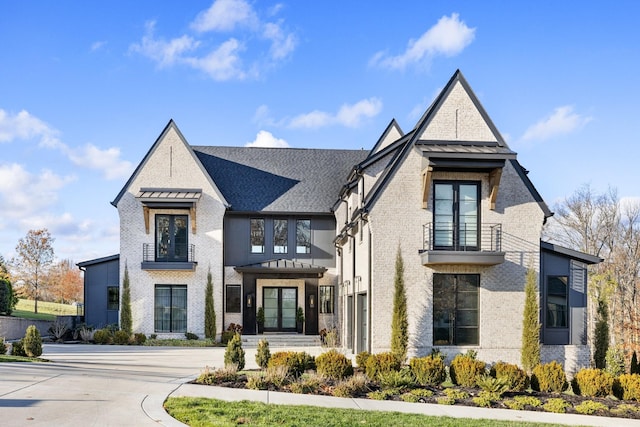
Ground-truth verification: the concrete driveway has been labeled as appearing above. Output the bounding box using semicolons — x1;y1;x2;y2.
0;343;315;427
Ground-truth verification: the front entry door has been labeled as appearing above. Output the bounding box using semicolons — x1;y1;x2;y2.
263;287;297;332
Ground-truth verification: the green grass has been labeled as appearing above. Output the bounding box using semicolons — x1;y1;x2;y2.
144;339;222;347
12;299;77;320
164;397;570;427
0;354;48;363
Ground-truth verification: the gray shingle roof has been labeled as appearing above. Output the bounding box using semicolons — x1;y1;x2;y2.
193;146;368;213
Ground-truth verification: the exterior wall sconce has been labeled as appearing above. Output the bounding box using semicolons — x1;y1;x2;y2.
309;294;315;309
247;293;254;308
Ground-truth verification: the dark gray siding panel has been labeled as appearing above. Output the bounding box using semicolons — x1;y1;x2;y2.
83;258;120;328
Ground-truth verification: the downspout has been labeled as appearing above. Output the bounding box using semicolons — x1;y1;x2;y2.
368;227;372;353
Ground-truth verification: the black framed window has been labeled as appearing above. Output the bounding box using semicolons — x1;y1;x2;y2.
433;274;479;345
433;182;479;250
319;286;334;314
250;218;265;253
296;219;311;254
273;219;288;254
546;276;568;328
156;214;188;261
154;285;187;333
226;285;241;313
107;286;119;311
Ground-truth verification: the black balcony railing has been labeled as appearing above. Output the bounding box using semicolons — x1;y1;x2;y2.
143;243;196;263
423;223;502;252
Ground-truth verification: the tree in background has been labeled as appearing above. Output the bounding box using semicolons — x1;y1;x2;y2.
547;184;640;362
47;259;83;303
204;269;216;340
593;295;610;369
521;267;541;372
0;277;17;315
0;255;10;281
13;229;55;314
390;246;408;363
120;264;132;334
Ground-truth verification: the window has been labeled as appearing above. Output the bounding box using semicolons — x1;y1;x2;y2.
433;182;479;250
250;219;265;253
296;219;311;254
546;276;568;328
433;274;479;345
273;219;288;254
226;285;241;313
156;214;188;261
319;286;334;314
107;286;119;311
154;285;187;333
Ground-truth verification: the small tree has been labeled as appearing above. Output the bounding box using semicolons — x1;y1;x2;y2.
390;246;408;363
593;296;609;369
0;278;17;315
204;269;216;340
630;351;639;374
120;264;132;334
13;229;55;314
23;325;43;357
224;333;245;370
255;338;271;369
521;267;541;372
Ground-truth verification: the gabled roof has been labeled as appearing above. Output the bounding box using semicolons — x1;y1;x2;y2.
193;146;367;213
111;120;229;208
362;70;552;218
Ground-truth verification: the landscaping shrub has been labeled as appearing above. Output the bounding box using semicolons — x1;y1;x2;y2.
531;361;567;393
409;354;446;386
23;325;42;357
378;367;415;389
246;373;268;390
605;346;626;377
476;375;509;397
472;390;500;407
196;366;238;385
615;373;640;400
11;339;26;356
315;349;353;380
574;400;608;415
572;368;614;397
134;333;147;345
255;339;270;369
265;365;290;388
0;337;5;355
79;326;95;342
543;397;571;413
449;353;486;387
224;333;245;370
332;373;369;398
443;388;469;400
267;351;315;378
48;320;69;342
490;362;529;392
93;328;112;344
289;375;321;394
364;352;401;380
504;395;543;410
113;330;131;345
185;332;199;340
355;351;371;369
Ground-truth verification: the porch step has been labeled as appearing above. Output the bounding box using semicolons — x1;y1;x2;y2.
241;334;322;348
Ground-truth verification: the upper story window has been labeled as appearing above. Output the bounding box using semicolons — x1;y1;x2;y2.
250;218;265;253
156;214;188;262
273;219;288;254
296;219;311;254
433;182;479;250
546;276;568;328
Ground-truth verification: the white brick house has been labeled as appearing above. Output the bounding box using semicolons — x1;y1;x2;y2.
82;70;599;373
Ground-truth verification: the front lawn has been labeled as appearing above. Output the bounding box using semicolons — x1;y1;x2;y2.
0;354;48;363
164;397;568;427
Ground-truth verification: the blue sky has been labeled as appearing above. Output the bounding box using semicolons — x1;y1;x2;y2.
1;1;639;262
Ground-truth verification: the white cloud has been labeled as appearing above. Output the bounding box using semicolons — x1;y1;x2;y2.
68;144;134;180
521;106;593;142
370;13;475;70
0;109;62;148
191;0;258;32
289;98;383;129
131;1;296;80
130;21;200;67
245;130;289;148
184;38;247;81
90;41;107;52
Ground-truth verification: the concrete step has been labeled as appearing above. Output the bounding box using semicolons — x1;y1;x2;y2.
240;334;322;348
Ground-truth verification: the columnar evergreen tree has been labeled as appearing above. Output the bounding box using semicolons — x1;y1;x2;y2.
521;267;541;372
593;296;610;369
0;278;17;315
120;264;132;334
630;351;639;374
204;269;216;340
390;246;408;363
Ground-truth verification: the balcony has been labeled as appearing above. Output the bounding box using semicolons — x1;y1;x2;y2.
420;223;505;266
141;243;197;271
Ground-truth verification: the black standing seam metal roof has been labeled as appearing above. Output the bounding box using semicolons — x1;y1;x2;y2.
192;146;368;213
